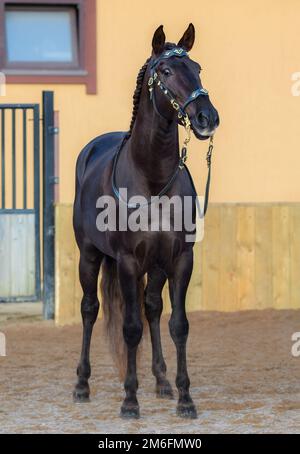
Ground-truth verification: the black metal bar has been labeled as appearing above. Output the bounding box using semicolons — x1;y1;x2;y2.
0;208;35;214
23;109;27;209
12;109;16;209
33;105;41;301
1;109;5;209
42;91;55;320
0;104;39;109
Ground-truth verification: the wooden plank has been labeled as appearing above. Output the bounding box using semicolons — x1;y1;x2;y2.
162;281;171;314
54;203;300;325
10;215;27;296
272;205;290;309
55;205;77;325
219;205;237;311
0;215;11;297
186;241;203;312
0;214;35;298
74;242;82;323
202;205;221;310
255;205;273;309
236;206;255;310
289;205;300;309
24;214;35;296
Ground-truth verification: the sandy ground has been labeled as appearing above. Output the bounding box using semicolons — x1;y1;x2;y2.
1;309;300;434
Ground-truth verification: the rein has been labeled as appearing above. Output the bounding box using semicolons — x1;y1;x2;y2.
112;47;214;217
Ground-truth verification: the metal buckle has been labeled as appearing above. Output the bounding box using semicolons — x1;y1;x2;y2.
171;99;179;110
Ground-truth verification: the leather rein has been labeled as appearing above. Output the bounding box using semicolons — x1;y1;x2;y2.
112;47;214;216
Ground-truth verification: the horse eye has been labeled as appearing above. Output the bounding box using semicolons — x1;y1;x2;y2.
163;68;171;76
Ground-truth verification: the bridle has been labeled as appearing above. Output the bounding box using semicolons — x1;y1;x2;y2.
112;47;215;217
148;47;209;128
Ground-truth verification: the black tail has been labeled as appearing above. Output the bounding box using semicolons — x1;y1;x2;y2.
100;256;145;380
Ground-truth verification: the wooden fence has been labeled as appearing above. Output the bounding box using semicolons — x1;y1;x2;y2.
55;203;300;325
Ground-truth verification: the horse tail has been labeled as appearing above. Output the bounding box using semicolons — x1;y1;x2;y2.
100;256;145;380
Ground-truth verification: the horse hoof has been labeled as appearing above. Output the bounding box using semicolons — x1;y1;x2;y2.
73;387;90;403
156;382;174;399
120;403;140;419
176;403;198;419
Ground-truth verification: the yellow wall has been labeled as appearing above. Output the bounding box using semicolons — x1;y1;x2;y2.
3;0;300;204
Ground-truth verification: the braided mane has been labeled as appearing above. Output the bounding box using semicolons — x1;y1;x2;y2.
129;57;151;134
129;43;176;134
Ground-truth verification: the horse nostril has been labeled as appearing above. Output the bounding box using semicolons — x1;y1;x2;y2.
197;112;209;129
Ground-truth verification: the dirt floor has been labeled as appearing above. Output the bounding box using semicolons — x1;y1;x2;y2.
1;309;300;434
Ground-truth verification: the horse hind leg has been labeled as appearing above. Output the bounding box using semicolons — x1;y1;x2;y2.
73;245;103;402
144;267;174;399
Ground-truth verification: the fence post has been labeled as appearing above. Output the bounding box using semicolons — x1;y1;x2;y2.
43;91;56;319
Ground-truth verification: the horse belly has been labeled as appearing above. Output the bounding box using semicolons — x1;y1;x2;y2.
128;230;188;275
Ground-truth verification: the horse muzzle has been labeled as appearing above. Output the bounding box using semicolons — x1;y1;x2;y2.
191;107;219;140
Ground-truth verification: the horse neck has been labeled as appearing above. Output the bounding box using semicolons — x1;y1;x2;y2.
128;80;179;188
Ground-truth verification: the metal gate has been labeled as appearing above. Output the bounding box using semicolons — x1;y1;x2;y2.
0;91;55;318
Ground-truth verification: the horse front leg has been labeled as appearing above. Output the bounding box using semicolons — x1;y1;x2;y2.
168;249;197;419
73;246;102;402
118;255;143;419
145;266;174;399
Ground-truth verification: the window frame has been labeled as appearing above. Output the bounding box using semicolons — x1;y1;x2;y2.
0;0;97;94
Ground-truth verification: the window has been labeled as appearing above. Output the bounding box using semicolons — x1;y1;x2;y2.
5;7;78;66
0;0;97;94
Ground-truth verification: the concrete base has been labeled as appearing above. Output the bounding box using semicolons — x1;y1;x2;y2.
0;302;43;326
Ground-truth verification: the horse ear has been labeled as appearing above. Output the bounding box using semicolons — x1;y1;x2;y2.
152;25;166;56
177;23;195;51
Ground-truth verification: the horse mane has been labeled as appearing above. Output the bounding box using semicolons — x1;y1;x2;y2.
129;57;151;134
129;43;176;134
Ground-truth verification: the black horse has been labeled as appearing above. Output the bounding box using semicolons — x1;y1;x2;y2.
73;24;219;419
